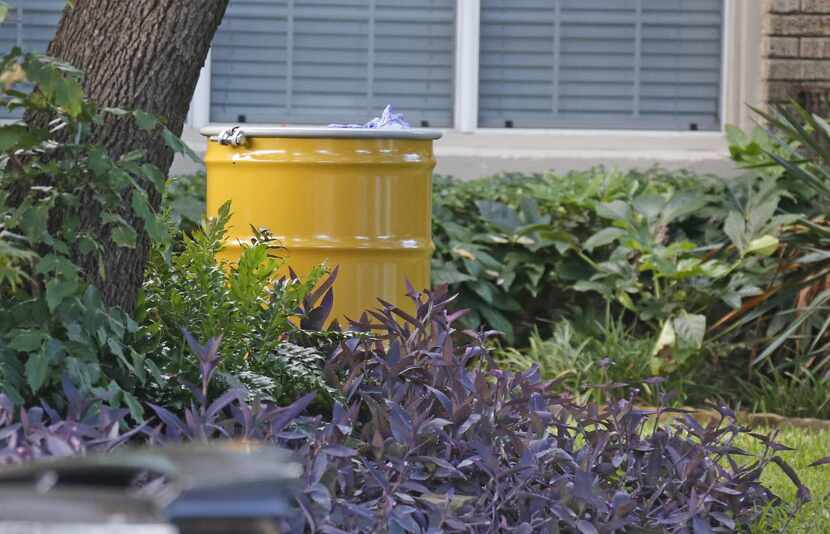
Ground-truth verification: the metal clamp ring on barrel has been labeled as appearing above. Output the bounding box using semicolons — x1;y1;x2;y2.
217;126;246;147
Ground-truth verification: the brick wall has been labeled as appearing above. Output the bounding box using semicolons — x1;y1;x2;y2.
762;0;830;114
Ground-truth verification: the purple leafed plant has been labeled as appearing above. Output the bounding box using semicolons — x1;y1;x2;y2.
0;377;140;464
276;285;808;533
0;285;810;532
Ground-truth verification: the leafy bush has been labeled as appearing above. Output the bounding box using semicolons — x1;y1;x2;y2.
432;168;731;344
0;49;336;416
434;109;830;414
137;201;338;409
0;289;810;532
496;316;658;404
0;48;190;408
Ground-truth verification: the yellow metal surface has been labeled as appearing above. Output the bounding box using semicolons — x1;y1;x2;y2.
204;136;435;323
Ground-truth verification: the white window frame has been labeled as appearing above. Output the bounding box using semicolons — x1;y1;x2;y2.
189;0;762;153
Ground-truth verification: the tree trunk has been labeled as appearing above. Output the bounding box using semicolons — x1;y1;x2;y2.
25;0;228;313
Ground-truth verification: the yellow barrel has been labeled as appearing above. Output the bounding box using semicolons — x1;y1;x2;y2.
201;126;441;323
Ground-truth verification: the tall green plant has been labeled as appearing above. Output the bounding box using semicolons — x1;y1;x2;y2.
717;101;830;372
137;201;336;407
0;48;191;409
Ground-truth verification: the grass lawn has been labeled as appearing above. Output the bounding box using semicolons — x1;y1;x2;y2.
735;428;830;533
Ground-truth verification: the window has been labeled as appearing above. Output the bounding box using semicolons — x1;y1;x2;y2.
0;1;65;119
210;0;456;127
478;0;724;131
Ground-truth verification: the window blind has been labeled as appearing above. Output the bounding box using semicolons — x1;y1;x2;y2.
211;0;456;127
479;0;723;130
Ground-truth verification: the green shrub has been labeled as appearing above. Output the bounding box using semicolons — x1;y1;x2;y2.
136;201;336;408
0;49;337;415
495;316;656;403
432;168;733;344
0;48;188;410
453;101;830;415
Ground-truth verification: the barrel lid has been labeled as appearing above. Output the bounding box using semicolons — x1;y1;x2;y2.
200;125;442;141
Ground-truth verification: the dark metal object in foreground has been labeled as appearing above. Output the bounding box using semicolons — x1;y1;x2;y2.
0;443;303;533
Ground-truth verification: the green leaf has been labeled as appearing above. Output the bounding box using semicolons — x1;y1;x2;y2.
673;313;706;349
9;330;46;352
471;280;495;305
45;275;78;312
36;254;76;276
723;211;746;253
130;192;167;242
107;337;125;359
431;264;475;285
662;192;708;224
87;146;111;176
480;306;514;343
632;194;665;220
25;349;50;393
134;110;159;131
652;320;676;356
111;225;137;248
0;3;8;23
162;128;201;162
583;227;626;252
725;124;748;147
596;200;630;221
475;200;520;233
745;235;779;257
617;291;636;312
0;124;44;152
121;389;144;421
54;77;84;118
573;280;610;294
141;163;166;192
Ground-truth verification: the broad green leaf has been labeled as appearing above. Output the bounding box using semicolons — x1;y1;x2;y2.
134;110;159;131
111;225;137;248
632;194;665;220
721;291;742;310
662;192;708;224
45;276;78;312
141;163;166;192
573;280;610;294
36;254;76;276
122;389;144;420
673;313;706;349
617;291;636;312
583;227;626;252
130;192;167;242
596;200;630;221
87;146;112;176
748;196;779;235
652;320;676;356
0;3;8;23
480;306;514;343
25;349;50;393
431;265;475;285
9;330;46;352
723;211;746;253
745;235;779;257
162;128;201;162
475;200;520;233
119;149;147;163
725;124;748;147
471;281;496;304
54;77;84;118
0;124;44;151
700;260;732;279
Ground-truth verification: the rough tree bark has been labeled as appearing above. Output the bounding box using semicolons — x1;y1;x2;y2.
25;0;228;313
